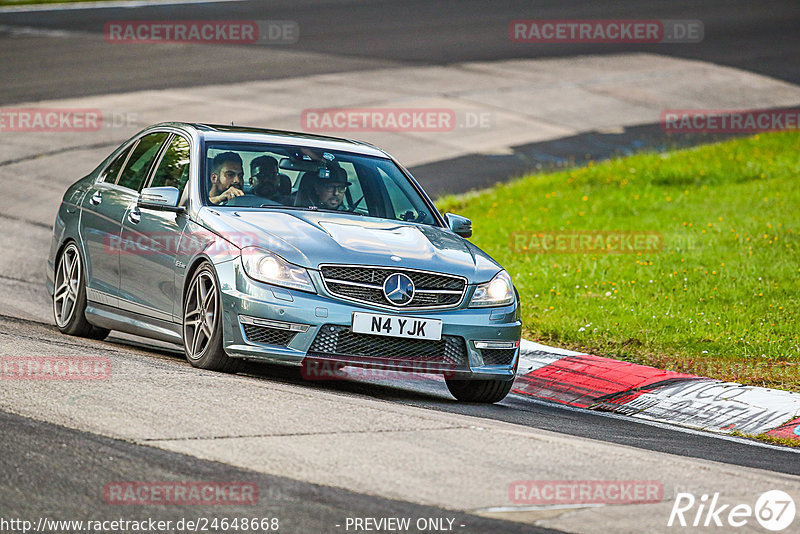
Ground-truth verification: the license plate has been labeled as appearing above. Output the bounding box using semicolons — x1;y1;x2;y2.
351;312;442;341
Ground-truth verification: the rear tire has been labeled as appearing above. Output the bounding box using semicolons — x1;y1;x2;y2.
445;377;514;403
182;263;241;373
53;242;111;340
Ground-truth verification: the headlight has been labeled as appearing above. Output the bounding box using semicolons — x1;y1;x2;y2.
470;270;515;307
240;248;315;293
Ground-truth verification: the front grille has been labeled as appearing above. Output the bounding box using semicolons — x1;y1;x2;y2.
481;348;517;366
308;325;468;368
242;324;296;346
326;281;383;303
319;265;466;309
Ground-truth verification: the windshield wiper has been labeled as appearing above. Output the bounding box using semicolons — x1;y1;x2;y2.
258;204;318;211
317;208;365;216
256;204;366;217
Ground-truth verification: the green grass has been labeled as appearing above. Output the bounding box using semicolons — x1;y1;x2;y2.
437;132;800;390
731;430;800;448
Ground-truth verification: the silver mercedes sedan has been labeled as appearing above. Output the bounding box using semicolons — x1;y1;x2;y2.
47;123;521;402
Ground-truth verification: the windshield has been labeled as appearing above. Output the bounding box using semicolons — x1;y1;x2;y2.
202;142;439;226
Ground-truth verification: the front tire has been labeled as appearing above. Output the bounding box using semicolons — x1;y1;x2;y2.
53;242;110;340
183;263;241;373
445;377;514;403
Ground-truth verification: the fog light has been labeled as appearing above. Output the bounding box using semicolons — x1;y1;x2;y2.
474;340;519;350
239;315;310;333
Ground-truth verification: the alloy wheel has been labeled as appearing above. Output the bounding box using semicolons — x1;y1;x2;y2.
183;270;219;361
53;244;82;328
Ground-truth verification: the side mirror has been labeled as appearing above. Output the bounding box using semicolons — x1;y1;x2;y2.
138;186;184;213
445;213;472;238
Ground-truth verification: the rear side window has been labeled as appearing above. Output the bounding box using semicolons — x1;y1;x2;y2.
116;132;169;191
100;146;131;183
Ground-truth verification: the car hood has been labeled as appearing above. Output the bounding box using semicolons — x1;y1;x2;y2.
196;208;502;283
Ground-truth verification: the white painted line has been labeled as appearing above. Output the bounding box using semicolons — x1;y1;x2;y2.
626;381;800;435
0;0;244;14
516;350;566;375
520;339;585;357
0;24;80;38
517;339;800;441
509;392;800;454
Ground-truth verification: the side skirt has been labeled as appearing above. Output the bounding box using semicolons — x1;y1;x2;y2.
85;302;183;345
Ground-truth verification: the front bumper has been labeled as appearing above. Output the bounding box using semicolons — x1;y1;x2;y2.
216;260;521;380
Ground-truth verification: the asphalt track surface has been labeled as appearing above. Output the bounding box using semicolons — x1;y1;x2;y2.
5;312;800;476
2;0;796;195
0;0;798;104
1;313;799;533
1;409;563;534
1;1;799;531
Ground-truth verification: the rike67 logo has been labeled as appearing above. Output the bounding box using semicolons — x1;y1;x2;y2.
668;490;795;531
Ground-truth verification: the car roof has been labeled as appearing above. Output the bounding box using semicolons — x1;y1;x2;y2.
154;122;390;159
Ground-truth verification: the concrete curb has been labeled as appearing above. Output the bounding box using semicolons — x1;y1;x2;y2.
514;340;800;443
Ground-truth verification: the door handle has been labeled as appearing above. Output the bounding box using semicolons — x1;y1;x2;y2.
128;208;141;225
90;191;102;205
